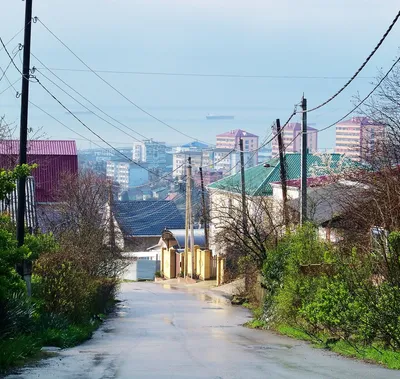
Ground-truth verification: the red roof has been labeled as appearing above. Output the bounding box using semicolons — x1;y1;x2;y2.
0;140;77;156
216;129;258;138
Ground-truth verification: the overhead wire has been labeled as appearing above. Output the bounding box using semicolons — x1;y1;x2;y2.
0;49;20;83
0;45;188;185
30;53;169;144
300;9;400;114
32;66;375;80
0;23;30;53
35;17;212;145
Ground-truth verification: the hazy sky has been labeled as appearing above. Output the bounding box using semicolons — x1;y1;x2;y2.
1;1;399;150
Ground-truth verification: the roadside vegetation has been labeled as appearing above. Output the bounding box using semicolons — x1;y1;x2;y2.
214;62;400;369
0;169;125;373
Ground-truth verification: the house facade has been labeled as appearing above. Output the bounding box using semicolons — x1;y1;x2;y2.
0;140;78;203
208;153;355;254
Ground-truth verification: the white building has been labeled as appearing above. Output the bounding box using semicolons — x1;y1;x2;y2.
106;160;150;193
214;149;257;175
133;139;167;168
172;150;203;178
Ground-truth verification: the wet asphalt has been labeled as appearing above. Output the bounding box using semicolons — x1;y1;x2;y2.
5;282;400;379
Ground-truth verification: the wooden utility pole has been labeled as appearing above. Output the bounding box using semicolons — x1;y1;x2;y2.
16;0;33;294
109;181;116;253
187;159;195;279
300;96;308;225
239;139;247;231
276;119;288;228
199;167;209;249
184;157;191;277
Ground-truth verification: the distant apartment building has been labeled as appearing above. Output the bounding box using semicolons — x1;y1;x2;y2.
335;117;385;160
217;128;258;153
271;123;318;156
172;150;203;178
132;139;167;168
214;148;257;175
216;129;259;171
106;160;149;193
171;141;210;177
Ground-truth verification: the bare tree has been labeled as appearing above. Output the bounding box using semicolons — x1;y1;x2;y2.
210;188;284;274
42;170;126;279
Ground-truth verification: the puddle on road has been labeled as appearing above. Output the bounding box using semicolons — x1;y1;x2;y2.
201;306;224;310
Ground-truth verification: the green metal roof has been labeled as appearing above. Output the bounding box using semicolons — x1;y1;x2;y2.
208;153;354;196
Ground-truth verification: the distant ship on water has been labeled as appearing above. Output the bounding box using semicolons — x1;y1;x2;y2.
206;114;235;120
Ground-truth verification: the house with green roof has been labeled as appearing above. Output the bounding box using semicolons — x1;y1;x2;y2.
207;153;357;254
208;153;354;197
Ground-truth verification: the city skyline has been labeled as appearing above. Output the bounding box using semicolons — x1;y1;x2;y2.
1;1;399;152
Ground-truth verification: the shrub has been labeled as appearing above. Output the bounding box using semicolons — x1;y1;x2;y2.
33;252;97;323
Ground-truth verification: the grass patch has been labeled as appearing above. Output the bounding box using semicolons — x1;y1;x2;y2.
330;340;400;370
0;320;102;373
276;324;400;370
245;319;268;329
276;325;316;343
40;321;101;348
0;335;42;372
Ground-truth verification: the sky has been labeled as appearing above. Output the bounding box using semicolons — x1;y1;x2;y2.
1;0;399;150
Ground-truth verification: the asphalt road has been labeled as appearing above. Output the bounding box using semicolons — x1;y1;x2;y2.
6;282;400;379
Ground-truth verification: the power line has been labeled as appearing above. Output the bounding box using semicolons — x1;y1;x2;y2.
35;18;212;145
32;66;145;143
0;50;20;83
32;66;375;80
302;9;400;114
0;76;20;96
280;54;400;154
0;38;23;75
30;76;178;182
0;24;30;53
31;53;169;144
1;66;205;192
315;55;400;133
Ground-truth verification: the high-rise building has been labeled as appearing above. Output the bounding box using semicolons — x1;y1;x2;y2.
216;129;259;168
106;160;149;193
271;123;318;156
172;150;203;178
216;129;258;149
335;117;385;160
132;139;167;168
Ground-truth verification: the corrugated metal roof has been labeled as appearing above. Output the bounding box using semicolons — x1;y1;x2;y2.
0;140;77;156
112;200;185;236
208;153;356;196
162;229;206;249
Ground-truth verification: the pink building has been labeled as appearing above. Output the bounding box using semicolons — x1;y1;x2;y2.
216;129;259;161
335;117;385;160
271;123;318;156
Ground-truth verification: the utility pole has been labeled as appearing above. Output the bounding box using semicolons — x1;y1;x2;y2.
16;0;34;294
276;119;288;228
300;96;307;225
184;157;191;277
109;181;116;253
239;139;247;231
187;159;195;279
199;167;209;249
